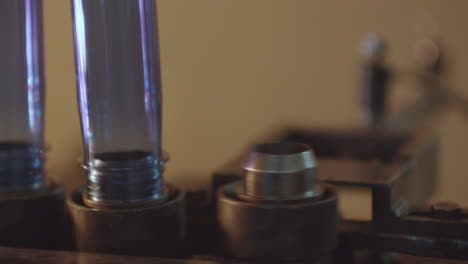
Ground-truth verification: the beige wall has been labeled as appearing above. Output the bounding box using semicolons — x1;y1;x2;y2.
43;1;468;205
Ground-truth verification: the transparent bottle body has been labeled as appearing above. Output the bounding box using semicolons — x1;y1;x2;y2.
71;0;164;205
0;0;45;191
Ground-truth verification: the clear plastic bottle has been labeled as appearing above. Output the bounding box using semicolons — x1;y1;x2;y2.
71;0;165;206
0;0;46;192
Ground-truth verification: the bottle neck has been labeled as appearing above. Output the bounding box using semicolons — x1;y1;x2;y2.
0;142;45;193
83;151;167;209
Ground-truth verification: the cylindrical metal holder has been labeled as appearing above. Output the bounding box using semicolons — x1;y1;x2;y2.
0;186;65;250
67;0;186;257
67;185;186;257
218;142;338;262
0;0;65;250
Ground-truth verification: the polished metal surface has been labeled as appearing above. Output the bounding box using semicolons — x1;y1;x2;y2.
242;142;319;201
217;142;338;262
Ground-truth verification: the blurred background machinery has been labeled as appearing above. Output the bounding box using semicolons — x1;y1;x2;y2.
0;0;467;263
42;1;468;210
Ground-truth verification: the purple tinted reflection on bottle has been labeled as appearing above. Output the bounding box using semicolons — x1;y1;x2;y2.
71;0;165;205
0;0;45;192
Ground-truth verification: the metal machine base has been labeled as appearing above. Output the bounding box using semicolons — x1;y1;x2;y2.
67;185;187;257
217;182;338;262
0;184;66;250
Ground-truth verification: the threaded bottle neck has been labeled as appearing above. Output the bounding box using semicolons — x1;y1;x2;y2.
0;142;45;192
83;150;166;208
